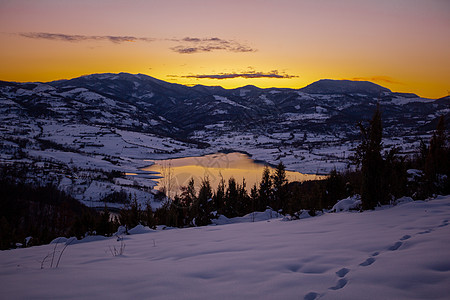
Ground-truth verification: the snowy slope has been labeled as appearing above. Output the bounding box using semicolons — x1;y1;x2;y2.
1;195;449;299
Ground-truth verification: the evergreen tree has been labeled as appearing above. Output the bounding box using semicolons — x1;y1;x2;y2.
236;179;250;215
323;169;346;209
424;116;449;195
213;175;226;215
250;183;259;215
96;204;113;236
193;177;213;226
224;177;239;218
258;166;272;211
143;201;156;229
271;162;288;213
178;178;196;226
356;105;387;209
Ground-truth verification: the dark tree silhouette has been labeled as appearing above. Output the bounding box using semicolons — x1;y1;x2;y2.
356;105;387;209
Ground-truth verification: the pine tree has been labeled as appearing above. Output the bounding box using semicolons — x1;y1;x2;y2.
179;178;196;225
97;204;112;236
236;178;250;215
356;104;387;210
213;175;226;215
271;162;288;213
424;116;449;195
193;177;213;226
224;177;238;218
258;166;272;211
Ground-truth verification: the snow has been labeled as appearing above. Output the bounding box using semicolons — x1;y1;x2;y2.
259;94;274;105
331;195;362;212
1;196;449;299
390;96;432;105
213;95;250;109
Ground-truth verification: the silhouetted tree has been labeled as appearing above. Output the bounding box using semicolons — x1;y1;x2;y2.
193;177;213;226
271;162;288;213
224;177;239;218
423;116;450;195
213;175;226;215
258;166;272;211
356;105;387;209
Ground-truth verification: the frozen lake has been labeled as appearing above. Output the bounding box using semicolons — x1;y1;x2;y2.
143;152;325;196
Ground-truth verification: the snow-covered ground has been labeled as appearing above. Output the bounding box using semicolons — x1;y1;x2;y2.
1;195;449;299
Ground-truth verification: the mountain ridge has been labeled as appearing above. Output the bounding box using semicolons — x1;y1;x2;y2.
3;72;435;99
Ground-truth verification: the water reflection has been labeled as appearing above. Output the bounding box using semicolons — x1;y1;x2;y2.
143;152;324;197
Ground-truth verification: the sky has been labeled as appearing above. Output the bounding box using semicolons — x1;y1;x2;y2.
0;0;449;98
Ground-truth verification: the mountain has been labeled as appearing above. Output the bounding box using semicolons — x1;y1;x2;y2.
300;79;391;95
0;73;448;205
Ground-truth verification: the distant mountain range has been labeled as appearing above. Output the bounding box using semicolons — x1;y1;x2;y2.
1;73;448;141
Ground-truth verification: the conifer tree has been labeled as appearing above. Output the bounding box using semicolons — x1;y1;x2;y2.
193;177;213;226
179;178;196;225
224;177;238;218
213;175;226;215
356;104;387;209
97;204;112;236
424;116;449;194
258;166;272;211
237;178;250;215
272;162;288;213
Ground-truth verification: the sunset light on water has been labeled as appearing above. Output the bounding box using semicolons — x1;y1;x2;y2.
144;152;325;196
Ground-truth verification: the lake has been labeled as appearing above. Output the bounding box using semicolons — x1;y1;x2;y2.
143;152;325;197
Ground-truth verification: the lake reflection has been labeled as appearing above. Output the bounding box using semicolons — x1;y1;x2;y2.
143;152;324;196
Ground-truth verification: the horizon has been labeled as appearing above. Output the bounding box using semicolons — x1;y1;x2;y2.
2;71;444;99
0;0;449;99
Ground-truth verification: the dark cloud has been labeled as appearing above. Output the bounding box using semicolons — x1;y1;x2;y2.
171;37;255;54
18;32;255;53
177;70;297;79
344;76;403;85
19;32;154;43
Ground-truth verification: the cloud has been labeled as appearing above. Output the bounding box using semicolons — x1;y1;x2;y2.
18;32;255;53
344;76;403;85
176;70;297;79
170;37;255;54
18;32;154;43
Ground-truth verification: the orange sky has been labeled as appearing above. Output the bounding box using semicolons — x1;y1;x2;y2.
0;0;449;98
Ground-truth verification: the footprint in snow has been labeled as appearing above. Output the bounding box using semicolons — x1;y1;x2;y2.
400;235;411;241
438;220;449;228
417;229;433;235
359;257;376;266
388;241;403;251
336;267;350;278
304;292;320;300
329;278;348;290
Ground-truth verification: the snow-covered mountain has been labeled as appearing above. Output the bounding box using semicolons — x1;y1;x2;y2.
0;73;448;206
1;73;448;137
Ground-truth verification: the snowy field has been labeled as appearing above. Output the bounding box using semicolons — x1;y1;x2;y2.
1;195;449;299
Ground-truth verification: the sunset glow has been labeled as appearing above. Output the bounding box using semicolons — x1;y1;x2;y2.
1;0;449;98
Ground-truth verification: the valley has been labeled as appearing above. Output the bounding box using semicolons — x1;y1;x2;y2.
1;73;448;208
